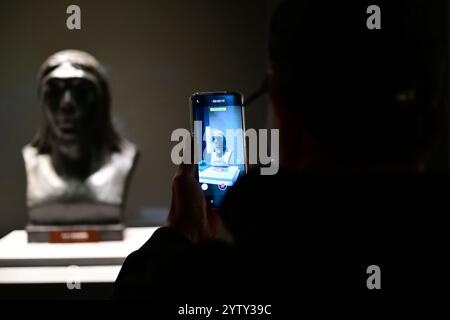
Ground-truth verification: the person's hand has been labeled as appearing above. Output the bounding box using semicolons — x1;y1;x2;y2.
167;163;221;243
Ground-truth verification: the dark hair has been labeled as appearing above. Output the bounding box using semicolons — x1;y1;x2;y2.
269;0;447;165
31;50;121;155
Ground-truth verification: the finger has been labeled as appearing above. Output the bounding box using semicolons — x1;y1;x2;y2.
201;208;222;241
178;162;195;175
188;130;202;180
166;177;179;226
177;135;197;173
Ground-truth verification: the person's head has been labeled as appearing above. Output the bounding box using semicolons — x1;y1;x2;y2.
32;50;120;161
268;0;447;171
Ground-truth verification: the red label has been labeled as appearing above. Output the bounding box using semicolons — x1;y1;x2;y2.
49;230;100;243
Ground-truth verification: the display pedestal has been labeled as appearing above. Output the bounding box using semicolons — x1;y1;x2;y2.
0;227;158;299
26;224;125;243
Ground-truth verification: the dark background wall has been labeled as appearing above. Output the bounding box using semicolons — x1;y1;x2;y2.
0;0;274;237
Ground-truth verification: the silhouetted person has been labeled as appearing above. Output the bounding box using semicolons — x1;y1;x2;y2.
114;0;448;298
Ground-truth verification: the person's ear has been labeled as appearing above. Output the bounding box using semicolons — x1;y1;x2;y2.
269;91;292;128
267;64;290;125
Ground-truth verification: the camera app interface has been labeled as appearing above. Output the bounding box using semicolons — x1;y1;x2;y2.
193;94;246;206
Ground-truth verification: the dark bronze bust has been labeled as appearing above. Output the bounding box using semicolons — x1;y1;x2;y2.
23;50;138;242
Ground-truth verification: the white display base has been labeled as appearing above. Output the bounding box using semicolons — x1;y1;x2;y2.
199;166;240;186
0;266;122;284
0;227;158;284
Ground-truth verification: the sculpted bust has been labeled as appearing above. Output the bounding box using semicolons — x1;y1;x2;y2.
23;50;137;238
210;129;232;167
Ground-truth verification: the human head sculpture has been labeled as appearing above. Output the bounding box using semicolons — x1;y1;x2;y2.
211;129;227;157
32;50;120;178
23;50;138;239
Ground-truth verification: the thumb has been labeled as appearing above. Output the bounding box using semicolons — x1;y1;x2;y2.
177;163;196;176
200;208;222;241
177;134;198;176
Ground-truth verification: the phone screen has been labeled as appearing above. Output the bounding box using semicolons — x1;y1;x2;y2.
191;92;246;207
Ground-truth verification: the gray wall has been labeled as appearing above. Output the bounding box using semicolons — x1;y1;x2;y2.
0;0;272;237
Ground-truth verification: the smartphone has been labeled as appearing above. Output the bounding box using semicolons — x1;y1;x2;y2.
190;92;247;207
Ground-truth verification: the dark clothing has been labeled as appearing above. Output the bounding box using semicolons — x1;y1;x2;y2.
113;170;448;298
